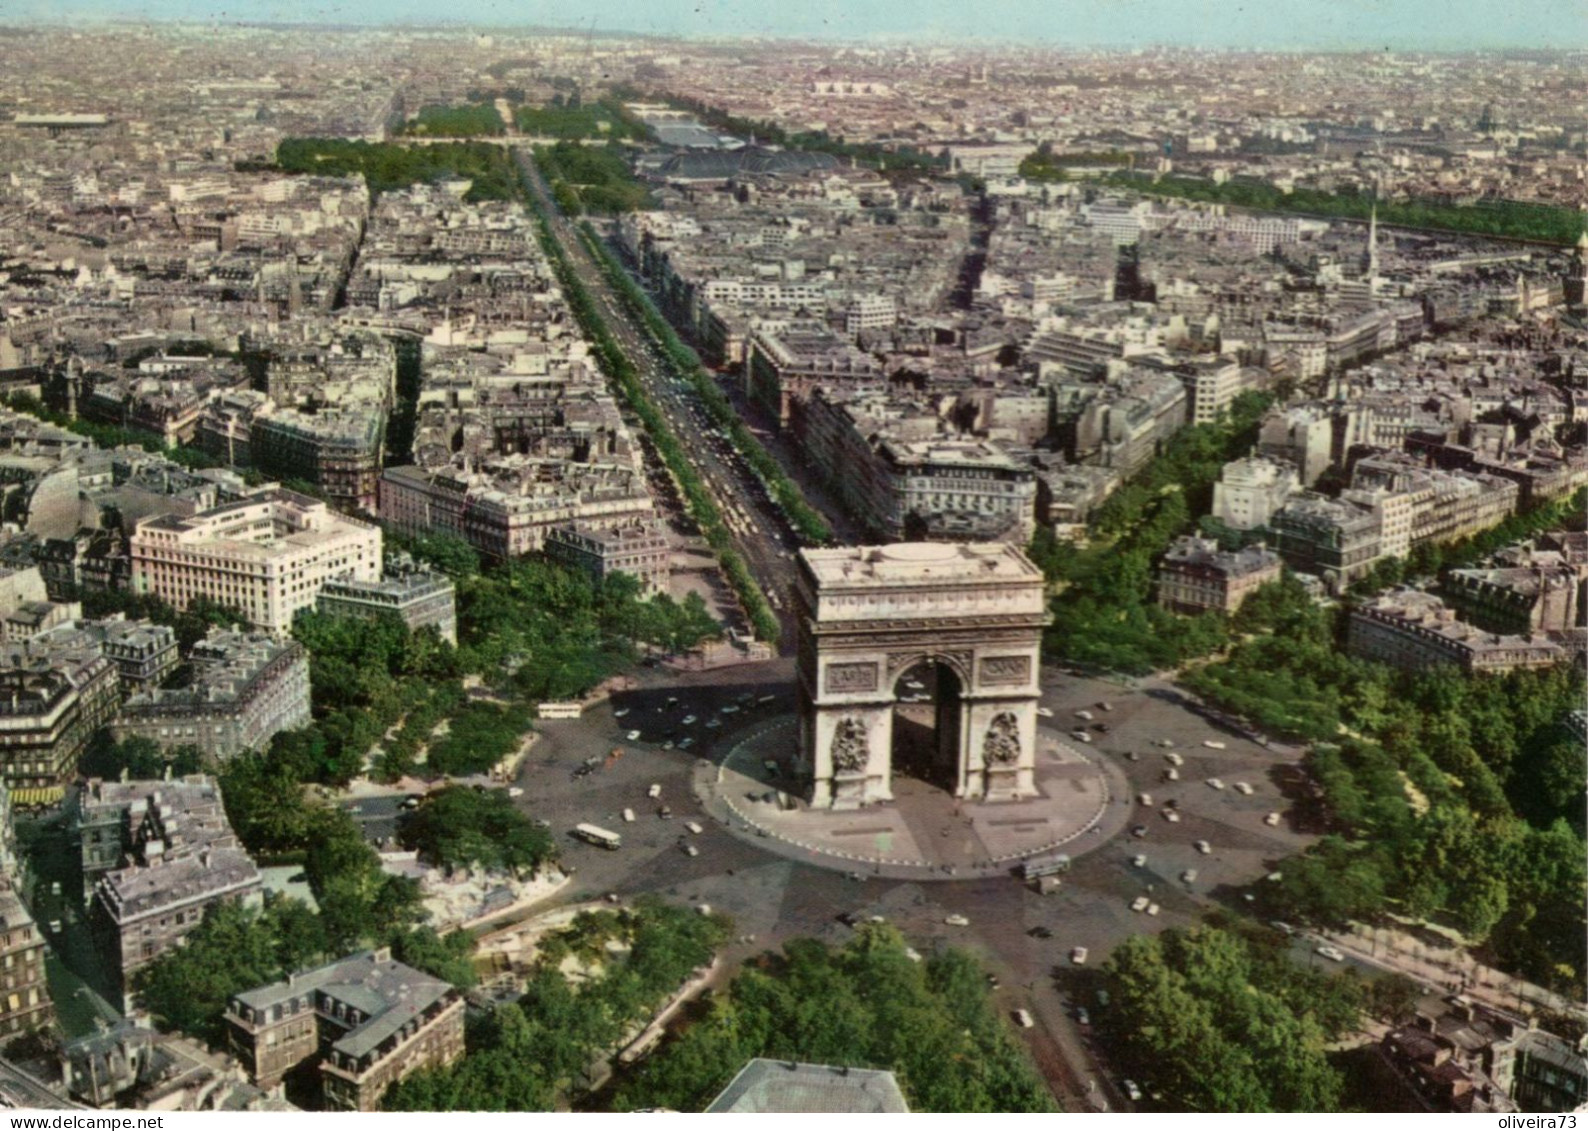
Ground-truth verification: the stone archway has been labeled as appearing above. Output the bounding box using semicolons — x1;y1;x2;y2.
794;543;1051;809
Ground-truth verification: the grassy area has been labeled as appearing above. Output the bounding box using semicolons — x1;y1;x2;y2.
399;102;506;138
516;98;647;141
274;138;520;201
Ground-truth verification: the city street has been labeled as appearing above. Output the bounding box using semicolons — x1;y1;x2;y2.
516;150;809;646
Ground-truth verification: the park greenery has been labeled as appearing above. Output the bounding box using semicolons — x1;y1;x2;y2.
1098;924;1359;1111
1027;390;1274;673
535;142;654;215
82;734;205;781
574;217;833;545
519;161;781;643
1179;568;1586;995
400;785;557;875
516;95;648;141
397;103;506;138
384;900;729;1111
611;923;1053;1112
274;138;520;202
1106;170;1585;246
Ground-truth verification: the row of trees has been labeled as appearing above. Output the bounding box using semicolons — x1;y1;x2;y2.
611;923;1053;1112
1018;144;1136;181
518;161;782;643
1027;390;1274;673
385;900;730;1110
273;138;521;202
574;218;833;545
1107;170;1585;246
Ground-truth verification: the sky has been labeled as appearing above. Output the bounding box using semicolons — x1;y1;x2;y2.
8;0;1583;50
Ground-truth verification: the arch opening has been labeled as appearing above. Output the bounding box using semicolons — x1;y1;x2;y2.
890;659;962;794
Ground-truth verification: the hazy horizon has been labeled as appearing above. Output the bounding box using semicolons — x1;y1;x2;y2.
5;0;1582;52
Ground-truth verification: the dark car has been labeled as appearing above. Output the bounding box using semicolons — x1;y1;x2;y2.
1028;926;1053;939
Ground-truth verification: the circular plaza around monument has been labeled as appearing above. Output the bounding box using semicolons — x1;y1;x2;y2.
693;716;1133;881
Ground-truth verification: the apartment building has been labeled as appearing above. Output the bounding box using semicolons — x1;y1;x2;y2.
315;554;458;645
543;521;671;596
113;630;311;760
130;489;381;635
1347;589;1568;674
226;948;464;1111
0;636;120;800
1156;536;1284;615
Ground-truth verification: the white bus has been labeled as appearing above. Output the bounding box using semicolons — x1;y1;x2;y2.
1018;853;1072;880
574;823;622;850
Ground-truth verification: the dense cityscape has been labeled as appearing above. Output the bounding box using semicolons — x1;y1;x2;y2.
0;14;1582;1115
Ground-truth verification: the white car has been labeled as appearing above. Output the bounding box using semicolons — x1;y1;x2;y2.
1131;896;1150;912
622;808;636;823
1075;709;1094;721
1163;768;1180;782
945;913;970;927
682;843;699;857
1162;809;1181;823
1146;903;1160;917
613;708;630;718
1121;1079;1142;1102
1195;840;1212;855
1071;947;1089;965
1165;752;1184;766
1207;778;1226;790
626;730;641;742
1315;945;1346;962
1132;854;1147;867
1264;811;1282;827
706;718;722;729
682;715;697;726
721;704;741;714
1203;739;1228;750
1013;1008;1035;1028
1137;792;1154;807
684;821;703;835
1181;869;1198;883
647;783;662;799
1070;730;1093;744
1035;706;1054;718
1234;782;1254;795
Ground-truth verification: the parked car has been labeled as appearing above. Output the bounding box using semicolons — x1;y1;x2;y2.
945;913;970;927
1315;945;1346;962
1013;1008;1035;1028
1264;811;1282;827
1234;781;1254;795
626;730;641;742
1071;947;1089;965
1203;739;1227;750
1195;840;1212;854
1207;777;1226;790
1131;896;1150;912
1121;1079;1142;1102
1137;792;1153;807
647;783;662;799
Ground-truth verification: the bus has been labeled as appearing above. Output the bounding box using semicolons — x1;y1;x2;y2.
574;823;622;850
1018;853;1072;881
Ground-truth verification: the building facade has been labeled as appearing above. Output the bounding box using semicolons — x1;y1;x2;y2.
543;521;671;597
130;490;381;635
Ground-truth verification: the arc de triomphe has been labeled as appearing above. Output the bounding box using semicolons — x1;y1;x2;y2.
794;543;1052;809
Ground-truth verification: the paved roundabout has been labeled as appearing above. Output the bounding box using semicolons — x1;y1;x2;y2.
693;715;1136;881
